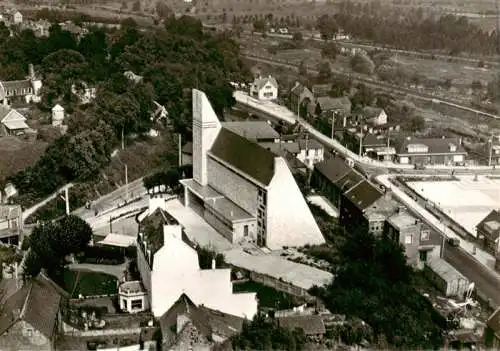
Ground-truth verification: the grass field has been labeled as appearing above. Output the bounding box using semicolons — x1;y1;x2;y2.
63;270;118;298
233;281;297;309
0;136;48;184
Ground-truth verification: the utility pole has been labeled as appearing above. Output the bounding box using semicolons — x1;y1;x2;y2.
178;133;182;167
125;164;129;200
331;111;335;139
359;120;364;157
489;138;493;167
64;187;70;215
121;126;125;150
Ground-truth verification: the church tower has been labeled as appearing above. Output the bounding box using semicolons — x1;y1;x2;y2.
192;89;221;186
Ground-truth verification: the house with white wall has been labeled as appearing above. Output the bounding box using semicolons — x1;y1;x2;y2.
249;75;278;101
180;89;324;250
136;193;258;319
296;137;324;169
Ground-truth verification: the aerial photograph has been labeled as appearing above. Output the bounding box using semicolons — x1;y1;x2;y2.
0;0;500;349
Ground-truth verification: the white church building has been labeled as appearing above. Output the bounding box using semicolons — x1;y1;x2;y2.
180;89;325;250
135;194;258;319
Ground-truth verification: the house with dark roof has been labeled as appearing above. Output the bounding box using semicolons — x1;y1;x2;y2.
385;210;443;269
159;293;245;350
0;273;67;351
0;64;42;105
309;96;352;124
0;204;23;245
180;89;325;250
339;180;399;235
135;192;257;319
311;84;332;98
396;137;467;166
311;155;362;208
289;82;314;115
277;315;326;340
342;128;394;160
249;75;278;101
476;209;500;255
222;121;280;143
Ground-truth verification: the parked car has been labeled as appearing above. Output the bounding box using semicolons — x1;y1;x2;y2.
446;237;460;247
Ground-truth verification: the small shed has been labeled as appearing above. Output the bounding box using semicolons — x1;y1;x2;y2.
424;258;469;298
51;104;64;127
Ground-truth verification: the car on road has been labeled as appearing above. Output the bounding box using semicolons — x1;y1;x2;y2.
446;237;460;247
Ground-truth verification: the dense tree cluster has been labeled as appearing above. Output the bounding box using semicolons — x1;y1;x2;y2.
322;1;498;55
310;228;450;349
4;16;247;203
231;314;306;350
23;215;92;280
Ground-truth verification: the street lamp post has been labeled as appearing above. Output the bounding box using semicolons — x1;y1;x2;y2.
488;138;493;167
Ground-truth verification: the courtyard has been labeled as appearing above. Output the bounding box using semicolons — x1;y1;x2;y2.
406;175;500;237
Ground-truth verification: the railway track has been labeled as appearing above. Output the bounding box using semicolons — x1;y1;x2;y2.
242;53;500;120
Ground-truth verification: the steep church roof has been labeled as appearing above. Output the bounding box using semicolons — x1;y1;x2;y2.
210;127;276;186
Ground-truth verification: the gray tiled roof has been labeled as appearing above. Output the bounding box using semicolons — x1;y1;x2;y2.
344;180;383;211
398;138;467;155
221;121;280;140
314;156;353;184
1;80;32;92
210;127;276;186
0;274;65;339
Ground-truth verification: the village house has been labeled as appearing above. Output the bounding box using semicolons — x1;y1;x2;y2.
361;106;387;126
343;128;391;157
289;82;314;115
309;96;352;124
424;258;470;298
2;9;22;25
71;82;96;104
249;75;278;101
296;137;324;169
180;89;325;250
0;64;42;105
339;180;399;236
123;70;144;84
395;137;467;166
311;154;362;209
135;192;258;319
311;84;332;98
0;273;68;351
0;106;30;136
0;204;23;245
222;121;280;143
159;294;245;350
385;210;443;269
118;280;148;314
277;315;326;340
476;209;500;256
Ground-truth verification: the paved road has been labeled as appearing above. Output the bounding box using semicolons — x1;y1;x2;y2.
22;183;74;222
83;198;149;230
444;245;500;308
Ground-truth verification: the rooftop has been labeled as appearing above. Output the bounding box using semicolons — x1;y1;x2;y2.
387;211;417;230
344;180;383;211
0;274;67;339
314;156;353;184
426;258;467;282
0;80;32;92
119;281;146;295
139;207;179;257
209;127;276;186
252;75;278;90
0;205;21;221
364;195;400;219
221;121;280;140
316;96;352;112
297;138;323;150
277;315;326;335
224;249;333;291
477;209;500;239
398;137;467;155
259;142;300;155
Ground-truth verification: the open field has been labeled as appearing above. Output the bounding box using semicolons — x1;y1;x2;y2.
406;175;500;237
0;136;48;184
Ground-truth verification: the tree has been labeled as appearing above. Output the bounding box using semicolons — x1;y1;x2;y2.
321;42;338;60
156;1;172;19
350;53;375;75
132;0;141;12
298;60;308;76
253;19;266;33
316;14;338;41
317;61;332;82
292;31;303;43
197;247;225;269
56;215;93;256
